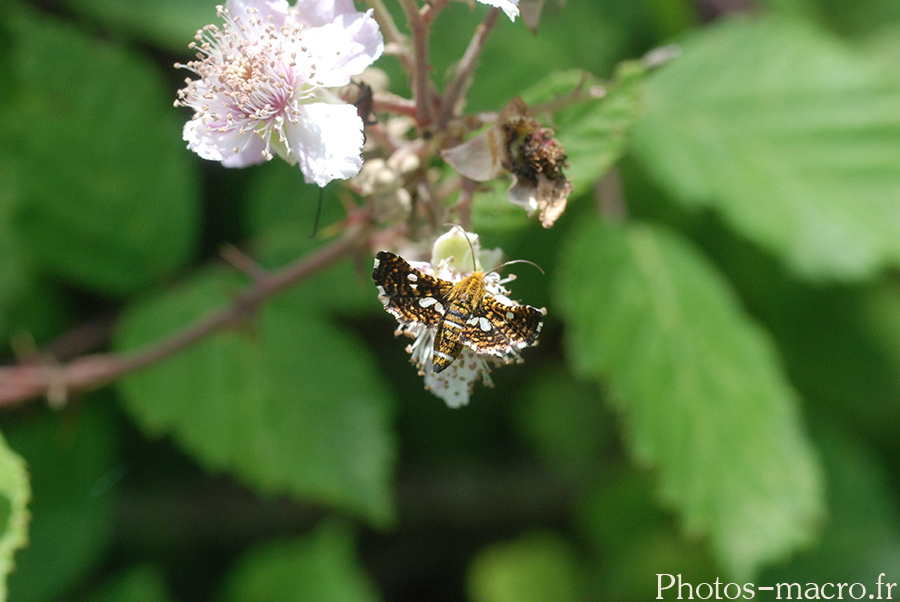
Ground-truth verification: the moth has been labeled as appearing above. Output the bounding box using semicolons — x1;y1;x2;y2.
372;251;544;373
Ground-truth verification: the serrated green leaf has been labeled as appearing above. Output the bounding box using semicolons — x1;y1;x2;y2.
631;16;900;281
460;2;653;112
80;565;174;602
466;531;582;602
3;2;199;295
220;522;380;602
114;268;396;525
0;429;30;602
556;218;824;579
4;398;118;602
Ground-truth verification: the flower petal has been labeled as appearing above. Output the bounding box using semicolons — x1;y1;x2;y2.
183;119;267;167
424;349;489;408
221;135;268;168
226;0;289;24
301;10;384;87
284;102;365;186
291;0;357;26
441;127;506;182
478;0;519;21
508;177;539;215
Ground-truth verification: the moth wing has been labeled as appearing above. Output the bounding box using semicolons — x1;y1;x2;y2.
459;297;543;355
372;251;452;327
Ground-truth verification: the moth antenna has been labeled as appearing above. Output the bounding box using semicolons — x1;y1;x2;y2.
441;223;479;272
487;259;545;276
462;230;478;272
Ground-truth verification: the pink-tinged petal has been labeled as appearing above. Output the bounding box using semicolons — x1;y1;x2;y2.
221;135;268;167
301;10;383;87
177;0;382;179
183;119;268;167
440;127;506;182
291;0;356;26
283;103;364;187
225;0;289;24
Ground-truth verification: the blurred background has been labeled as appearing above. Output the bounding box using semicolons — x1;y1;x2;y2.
3;0;900;600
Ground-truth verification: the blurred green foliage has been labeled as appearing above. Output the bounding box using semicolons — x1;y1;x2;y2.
2;0;900;600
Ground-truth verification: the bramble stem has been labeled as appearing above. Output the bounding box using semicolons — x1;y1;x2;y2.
399;0;434;128
437;8;500;129
366;0;411;72
0;224;368;406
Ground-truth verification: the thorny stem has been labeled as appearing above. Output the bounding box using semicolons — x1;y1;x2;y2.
420;0;451;25
0;224;369;407
0;3;604;409
399;0;435;128
372;92;417;117
437;8;501;129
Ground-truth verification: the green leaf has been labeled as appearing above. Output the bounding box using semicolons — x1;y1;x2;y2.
523;64;646;197
0;429;30;602
80;565;174;602
461;2;656;112
0;155;33;342
244;163;377;316
4;398;118;602
220;522;380;602
556;218;824;579
513;362;616;478
114;268;396;525
630;16;900;281
0;278;70;353
764;420;900;584
253;226;381;316
243;160;343;239
758;0;900;38
466;531;582;602
63;0;214;52
2;2;199;295
469;179;535;235
576;471;719;601
466;65;644;232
